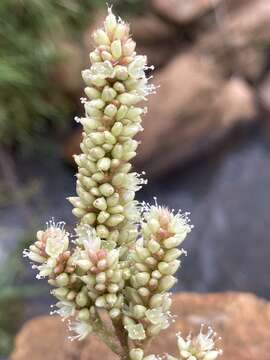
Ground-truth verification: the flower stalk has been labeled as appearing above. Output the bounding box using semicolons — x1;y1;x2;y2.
24;8;222;360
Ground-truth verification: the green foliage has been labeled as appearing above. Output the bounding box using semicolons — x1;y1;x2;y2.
0;0;103;147
0;232;43;357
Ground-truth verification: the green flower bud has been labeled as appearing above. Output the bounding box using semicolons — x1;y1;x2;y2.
89;132;105;145
89;99;105;110
111;269;122;282
137;287;150;298
72;208;87;218
105;11;117;35
135;246;150;260
92;172;105;183
93;197;107;211
106;214;125;227
163;248;182;262
148;218;160;233
115;65;128;80
151;270;162;279
96;272;106;284
81;274;96;287
163;236;184;249
129;348;144;360
106;293;117;306
133;304;146;319
126;106;143;120
78;308;90;321
80;118;100;133
81;212;97;225
101;50;113;61
102;86;117;102
114;23;128;40
85;103;102;118
158;275;177;292
108;205;124;214
106;249;119;267
97;211;110;224
99;183;114;197
121;124;141;137
109;308;121;318
125;323;146;340
67;290;76;301
89;146;105;160
104;131;116;144
148;239;160;254
116;105;128;120
118;93;141;106
96;224;109;238
111;122;123;136
112;144;123;159
89;51;102;63
113;81;126;93
134;272;150;287
84;87;101;99
53;287;69;300
123;39;136;56
149;294;163;308
112;172;126;187
107;283;119;293
111;40;122;60
76;259;91;272
93;29;110;46
104;104;117;118
90;75;107;88
97;157;111;171
76;291;88;307
95;295;107;308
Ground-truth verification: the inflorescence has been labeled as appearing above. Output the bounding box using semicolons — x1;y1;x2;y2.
23;8;222;360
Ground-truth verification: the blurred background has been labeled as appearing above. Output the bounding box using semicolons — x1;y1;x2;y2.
0;0;270;357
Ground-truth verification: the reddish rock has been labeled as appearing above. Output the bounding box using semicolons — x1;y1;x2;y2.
151;0;220;25
11;293;270;360
259;73;270;113
135;53;256;176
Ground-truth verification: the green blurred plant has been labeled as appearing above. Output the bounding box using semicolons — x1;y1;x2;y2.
0;0;103;148
0;232;44;357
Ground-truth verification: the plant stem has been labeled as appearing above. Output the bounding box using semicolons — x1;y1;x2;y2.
93;310;124;357
112;317;129;357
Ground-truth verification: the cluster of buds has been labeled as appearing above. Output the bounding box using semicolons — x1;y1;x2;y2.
122;203;192;340
24;8;222;359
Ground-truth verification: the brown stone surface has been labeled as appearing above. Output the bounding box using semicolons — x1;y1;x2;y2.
12;293;270;360
259;73;270;113
151;0;220;25
135;53;256;176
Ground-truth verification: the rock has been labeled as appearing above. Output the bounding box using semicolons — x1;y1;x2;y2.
198;0;270;67
151;0;220;25
135;52;256;176
130;13;177;44
259;73;270;113
11;293;270;360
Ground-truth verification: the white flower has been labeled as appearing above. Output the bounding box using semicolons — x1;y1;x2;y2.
44;220;69;258
128;55;147;79
76;224;101;251
125;323;146;340
176;326;222;360
145;308;170;329
69;320;93;341
51;300;76;320
90;61;115;79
